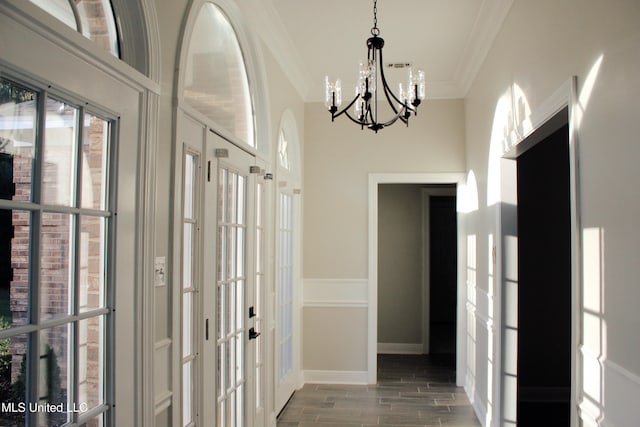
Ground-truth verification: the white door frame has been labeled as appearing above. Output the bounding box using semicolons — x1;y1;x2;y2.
368;173;466;384
497;77;581;427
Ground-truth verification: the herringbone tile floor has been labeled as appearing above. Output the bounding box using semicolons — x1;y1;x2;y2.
277;354;482;427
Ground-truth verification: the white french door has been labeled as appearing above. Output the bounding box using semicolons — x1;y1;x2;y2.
201;132;265;427
275;189;299;414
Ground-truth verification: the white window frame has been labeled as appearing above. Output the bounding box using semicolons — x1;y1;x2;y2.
1;2;160;426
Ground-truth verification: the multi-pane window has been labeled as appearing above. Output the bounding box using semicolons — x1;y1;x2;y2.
29;0;120;57
0;77;112;427
278;193;293;382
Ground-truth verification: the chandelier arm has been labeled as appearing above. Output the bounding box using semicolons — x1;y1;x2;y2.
380;111;406;128
344;109;369;126
331;94;361;120
376;48;406;107
378;83;413;126
366;102;377;126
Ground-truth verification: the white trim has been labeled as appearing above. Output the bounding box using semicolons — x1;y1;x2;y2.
470;387;489;427
469;286;495;333
578;353;640;427
455;0;514;97
154;391;173;416
239;0;308;101
605;359;640;389
303;370;369;385
1;1;159;94
303;279;368;307
112;0;161;81
368;173;466;385
377;343;423;355
496;77;580;427
600;360;640;427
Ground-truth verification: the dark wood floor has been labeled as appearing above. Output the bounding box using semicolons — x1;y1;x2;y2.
277;354;482;427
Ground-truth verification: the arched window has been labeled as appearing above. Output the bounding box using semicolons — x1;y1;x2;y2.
183;3;255;148
277;110;300;175
29;0;119;57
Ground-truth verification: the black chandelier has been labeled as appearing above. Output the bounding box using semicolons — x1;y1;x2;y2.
324;0;426;133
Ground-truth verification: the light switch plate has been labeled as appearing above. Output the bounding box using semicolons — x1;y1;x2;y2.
154;256;166;287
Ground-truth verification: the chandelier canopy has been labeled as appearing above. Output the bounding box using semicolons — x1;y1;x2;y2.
324;0;426;133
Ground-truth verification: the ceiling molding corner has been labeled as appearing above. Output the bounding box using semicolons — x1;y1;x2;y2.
241;0;309;101
454;0;514;97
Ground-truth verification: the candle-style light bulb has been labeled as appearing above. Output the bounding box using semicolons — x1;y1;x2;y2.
417;69;426;101
335;79;342;107
398;83;406;109
324;76;342;111
354;86;363;118
368;60;376;94
324;76;332;109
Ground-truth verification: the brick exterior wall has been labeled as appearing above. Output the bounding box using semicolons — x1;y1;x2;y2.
7;114;107;408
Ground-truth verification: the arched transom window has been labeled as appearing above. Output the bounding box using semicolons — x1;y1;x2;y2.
277;110;300;176
183;3;256;148
29;0;119;57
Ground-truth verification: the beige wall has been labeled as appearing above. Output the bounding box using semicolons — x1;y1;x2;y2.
377;184;424;346
303;99;466;280
303;307;368;371
463;0;640;425
301;99;465;375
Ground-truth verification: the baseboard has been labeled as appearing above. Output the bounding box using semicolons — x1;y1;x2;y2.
471;387;488;427
377;342;423;354
303;369;369;385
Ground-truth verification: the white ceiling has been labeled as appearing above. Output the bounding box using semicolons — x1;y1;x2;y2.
239;0;513;102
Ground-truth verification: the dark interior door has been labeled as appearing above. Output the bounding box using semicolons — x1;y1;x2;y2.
516;124;571;426
429;195;457;355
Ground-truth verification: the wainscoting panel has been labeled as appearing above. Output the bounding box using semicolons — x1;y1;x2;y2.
602;359;640;427
303;278;369;308
302;279;369;383
153;338;173;415
466;283;495;427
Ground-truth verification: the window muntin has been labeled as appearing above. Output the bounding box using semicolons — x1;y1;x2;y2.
0;77;112;426
183;3;255;148
181;151;199;427
29;0;120;58
277;129;290;171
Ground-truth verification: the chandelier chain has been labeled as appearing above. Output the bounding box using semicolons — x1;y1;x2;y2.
371;0;379;36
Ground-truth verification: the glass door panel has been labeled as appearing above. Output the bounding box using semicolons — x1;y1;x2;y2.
202;132;264;427
214;149;251;427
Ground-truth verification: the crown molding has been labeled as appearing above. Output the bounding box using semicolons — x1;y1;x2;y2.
454;0;514;97
244;0;513;102
240;0;309;100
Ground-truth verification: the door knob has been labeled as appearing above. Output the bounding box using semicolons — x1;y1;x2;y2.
249;327;261;340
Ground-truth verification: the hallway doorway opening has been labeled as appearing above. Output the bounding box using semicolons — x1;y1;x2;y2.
515;120;571;426
377;185;457;357
368;173;466;385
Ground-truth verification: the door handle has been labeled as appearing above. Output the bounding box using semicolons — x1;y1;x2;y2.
249;327;261;340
